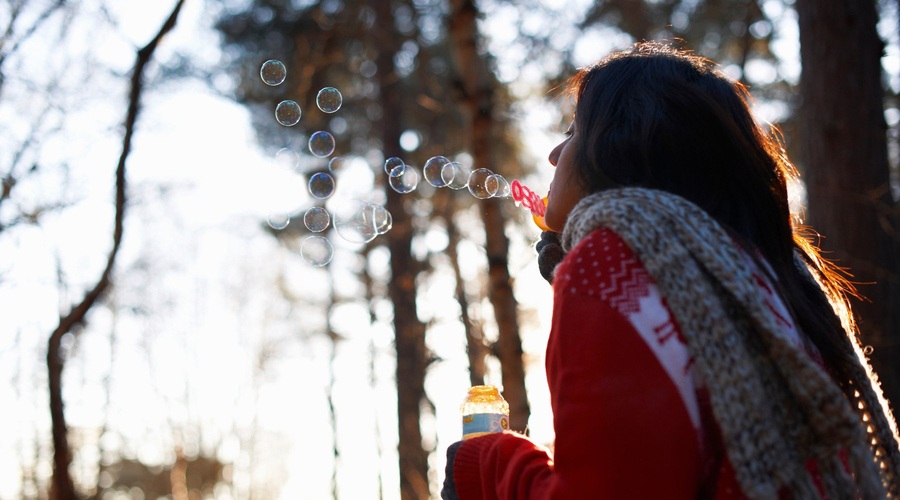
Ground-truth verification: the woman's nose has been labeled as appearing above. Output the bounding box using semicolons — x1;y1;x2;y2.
548;142;562;167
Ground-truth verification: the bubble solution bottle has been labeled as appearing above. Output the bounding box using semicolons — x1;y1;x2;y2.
461;385;510;440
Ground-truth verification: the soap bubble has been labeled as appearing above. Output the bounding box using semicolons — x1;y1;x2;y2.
308;172;336;199
424;156;451;187
373;204;393;234
316;87;343;113
266;213;290;230
304;206;331;232
389;165;419;194
441;161;470;190
486;174;511;198
275;100;301;126
467;168;495;199
384;157;405;176
335;214;378;243
328;156;346;173
301;235;334;267
333;200;383;243
260;60;286;86
275;147;300;171
309;131;335;157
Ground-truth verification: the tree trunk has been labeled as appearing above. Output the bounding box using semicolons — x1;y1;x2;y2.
48;333;77;499
47;3;185;497
443;196;488;387
372;1;430;498
447;0;530;431
797;0;900;408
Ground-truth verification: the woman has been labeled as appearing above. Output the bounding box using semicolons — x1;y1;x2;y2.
442;42;900;499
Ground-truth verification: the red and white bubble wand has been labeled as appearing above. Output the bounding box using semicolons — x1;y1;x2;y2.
510;179;550;231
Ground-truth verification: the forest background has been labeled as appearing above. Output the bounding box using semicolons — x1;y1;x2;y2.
1;0;898;498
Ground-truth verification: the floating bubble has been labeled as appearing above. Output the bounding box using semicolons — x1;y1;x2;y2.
373;205;392;234
333;200;382;243
304;207;331;232
467;168;495;199
486;174;511;198
275;147;300;170
384;157;405;176
424;156;451;187
275;100;302;126
308;172;336;199
316;87;343;113
309;131;336;157
266;213;290;230
301;235;334;267
389;165;419;194
441;161;470;190
328;156;346;173
260;59;286;86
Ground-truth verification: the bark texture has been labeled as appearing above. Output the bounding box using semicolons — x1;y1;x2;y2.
797;0;900;409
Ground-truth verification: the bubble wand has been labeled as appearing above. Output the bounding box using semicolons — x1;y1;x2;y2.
510;179;550;231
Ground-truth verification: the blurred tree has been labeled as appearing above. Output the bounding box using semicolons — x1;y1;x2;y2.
216;0;532;496
796;0;900;410
447;0;530;431
582;0;772;65
0;0;75;458
217;1;431;494
442;194;490;387
0;2;235;497
577;0;795;131
26;1;186;498
0;0;70;236
370;0;432;495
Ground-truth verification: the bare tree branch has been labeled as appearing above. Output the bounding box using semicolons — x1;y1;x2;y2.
46;2;186;498
0;0;67;85
0;80;67;233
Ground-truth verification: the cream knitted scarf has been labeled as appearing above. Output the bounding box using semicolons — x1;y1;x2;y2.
561;187;900;499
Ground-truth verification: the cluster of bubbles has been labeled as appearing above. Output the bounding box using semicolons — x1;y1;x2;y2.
422;156;512;199
260;59;514;267
378;154;513;200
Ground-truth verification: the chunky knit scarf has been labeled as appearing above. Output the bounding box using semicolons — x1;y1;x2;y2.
561;187;900;499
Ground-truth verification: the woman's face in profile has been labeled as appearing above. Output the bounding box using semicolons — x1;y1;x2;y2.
544;121;585;232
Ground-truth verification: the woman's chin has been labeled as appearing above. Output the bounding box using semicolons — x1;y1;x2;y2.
543;212;562;232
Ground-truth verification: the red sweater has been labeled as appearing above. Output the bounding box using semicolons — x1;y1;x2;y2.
452;227;827;499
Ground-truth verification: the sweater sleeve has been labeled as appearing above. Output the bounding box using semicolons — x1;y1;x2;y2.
452;228;703;499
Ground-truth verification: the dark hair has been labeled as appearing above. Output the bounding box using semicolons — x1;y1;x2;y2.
568;42;862;391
